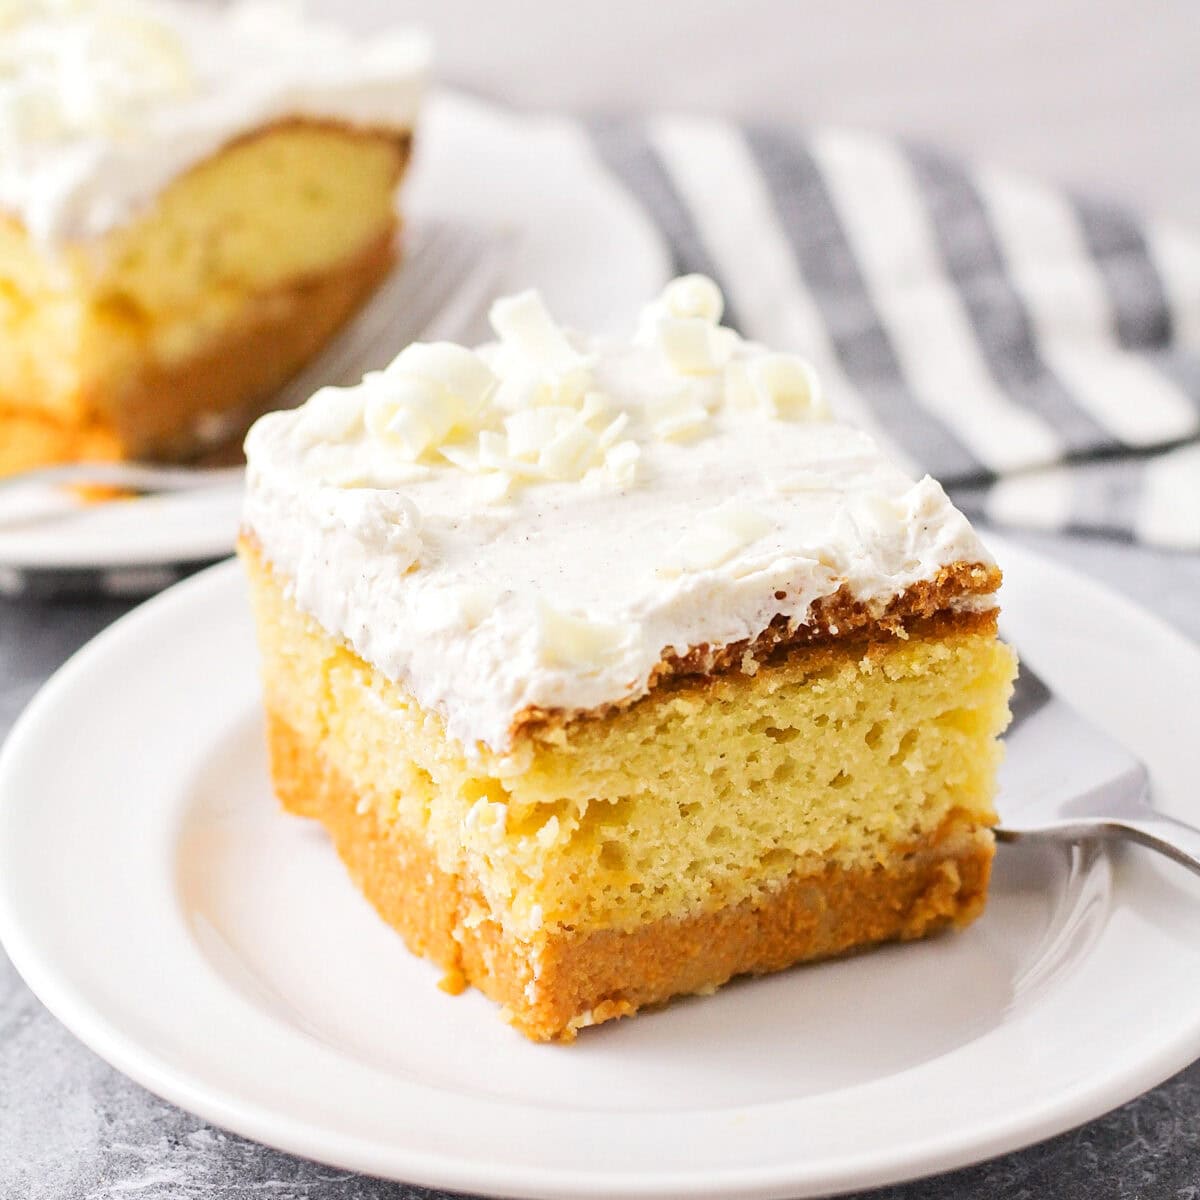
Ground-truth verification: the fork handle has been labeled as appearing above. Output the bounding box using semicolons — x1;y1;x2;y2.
993;811;1200;878
1113;814;1200;876
0;463;243;494
998;815;1200;877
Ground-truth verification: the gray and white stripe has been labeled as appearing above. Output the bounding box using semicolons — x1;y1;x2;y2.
645;116;909;470
589;118;1200;551
589;115;744;333
746;125;988;483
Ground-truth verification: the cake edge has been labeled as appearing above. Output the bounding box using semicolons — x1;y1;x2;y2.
240;532;1001;746
0;221;398;472
513;560;1002;741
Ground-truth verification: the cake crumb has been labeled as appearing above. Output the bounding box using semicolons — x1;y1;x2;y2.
438;967;467;995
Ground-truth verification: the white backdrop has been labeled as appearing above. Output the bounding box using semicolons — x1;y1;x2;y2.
316;0;1199;220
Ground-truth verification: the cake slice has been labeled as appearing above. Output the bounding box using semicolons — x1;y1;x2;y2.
0;0;429;476
240;275;1016;1041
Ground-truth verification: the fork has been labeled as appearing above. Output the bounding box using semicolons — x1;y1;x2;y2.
0;463;246;497
0;221;514;509
995;660;1200;874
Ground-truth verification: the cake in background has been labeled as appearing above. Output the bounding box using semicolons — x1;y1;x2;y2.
0;0;430;477
240;275;1016;1041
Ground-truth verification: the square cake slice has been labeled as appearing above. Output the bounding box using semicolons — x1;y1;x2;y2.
0;0;428;476
240;275;1016;1041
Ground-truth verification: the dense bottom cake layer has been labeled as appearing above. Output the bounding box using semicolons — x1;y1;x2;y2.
267;711;993;1041
0;230;395;475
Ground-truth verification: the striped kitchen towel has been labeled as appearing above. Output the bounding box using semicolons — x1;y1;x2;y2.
590;117;1200;551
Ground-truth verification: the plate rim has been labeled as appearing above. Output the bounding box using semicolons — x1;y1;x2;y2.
2;535;1200;1199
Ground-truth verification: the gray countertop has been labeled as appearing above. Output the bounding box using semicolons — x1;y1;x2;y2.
2;528;1199;1199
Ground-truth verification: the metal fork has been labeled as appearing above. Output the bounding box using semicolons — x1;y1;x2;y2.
0;221;513;507
0;463;245;497
996;661;1200;874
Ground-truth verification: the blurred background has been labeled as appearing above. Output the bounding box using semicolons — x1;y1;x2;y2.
324;0;1198;218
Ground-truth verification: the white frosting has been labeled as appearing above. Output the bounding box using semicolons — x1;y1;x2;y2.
243;276;995;755
0;0;430;245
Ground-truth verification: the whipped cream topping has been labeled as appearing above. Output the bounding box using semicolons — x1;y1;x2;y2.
0;0;430;245
244;276;996;756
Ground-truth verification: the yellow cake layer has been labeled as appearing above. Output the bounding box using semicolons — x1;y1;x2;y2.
244;541;1016;943
0;121;410;473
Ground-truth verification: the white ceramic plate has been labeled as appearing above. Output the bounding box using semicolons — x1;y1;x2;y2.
1;536;1199;1200
0;91;669;579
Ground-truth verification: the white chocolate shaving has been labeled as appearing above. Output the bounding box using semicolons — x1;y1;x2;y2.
601;440;640;488
537;604;632;671
384;342;497;413
648;391;711;441
638;277;741;379
291;387;364;446
489;290;591;378
504;407;574;461
364;376;460;461
349;291;639;492
745;354;827;420
659;274;724;324
655;316;732;376
664;504;775;575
